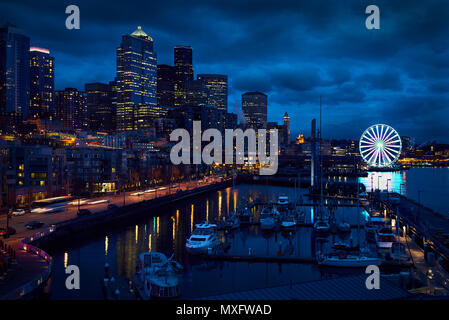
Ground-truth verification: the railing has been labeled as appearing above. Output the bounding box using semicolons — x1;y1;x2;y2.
0;225;55;300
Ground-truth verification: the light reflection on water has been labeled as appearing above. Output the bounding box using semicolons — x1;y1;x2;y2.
50;168;448;299
359;167;449;215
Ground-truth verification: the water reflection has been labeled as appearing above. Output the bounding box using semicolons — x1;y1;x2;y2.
358;171;405;194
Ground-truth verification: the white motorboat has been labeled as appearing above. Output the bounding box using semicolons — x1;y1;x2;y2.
224;214;240;229
337;222;351;233
238;207;253;225
277;195;290;207
281;215;296;229
260;205;279;230
186;223;219;254
375;227;395;251
318;253;381;268
365;216;389;241
134;252;183;299
314;220;330;233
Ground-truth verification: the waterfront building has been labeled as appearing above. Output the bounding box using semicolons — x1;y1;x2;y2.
157;64;176;108
242;92;267;129
197;74;228;112
54;88;87;130
0;24;30;126
66;145;122;195
85;82;115;132
116;26;157;131
29;47;54;120
0;140;67;207
174;46;193;107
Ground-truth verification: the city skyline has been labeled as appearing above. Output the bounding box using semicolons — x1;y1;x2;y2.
1;0;449;143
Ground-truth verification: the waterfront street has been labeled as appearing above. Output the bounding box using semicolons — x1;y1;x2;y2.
0;176;225;246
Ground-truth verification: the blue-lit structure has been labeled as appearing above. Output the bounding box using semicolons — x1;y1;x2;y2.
359;124;402;167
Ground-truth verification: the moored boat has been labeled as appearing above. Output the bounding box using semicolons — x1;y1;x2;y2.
134;252;183;299
318;253;381;268
186;223;219;254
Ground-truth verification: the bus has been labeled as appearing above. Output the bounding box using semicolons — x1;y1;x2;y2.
31;196;74;214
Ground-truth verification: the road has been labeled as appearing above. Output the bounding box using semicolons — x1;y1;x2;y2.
1;176;226;245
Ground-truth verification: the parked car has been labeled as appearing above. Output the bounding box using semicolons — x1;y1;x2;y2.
12;209;26;216
77;209;92;216
107;204;118;210
25;221;44;230
0;227;16;237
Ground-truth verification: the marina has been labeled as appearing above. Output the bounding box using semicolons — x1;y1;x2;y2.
38;168;449;299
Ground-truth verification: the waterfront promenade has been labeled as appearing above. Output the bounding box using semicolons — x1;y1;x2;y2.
0;176;228;299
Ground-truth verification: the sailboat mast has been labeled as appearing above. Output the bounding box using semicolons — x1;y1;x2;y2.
320;96;324;220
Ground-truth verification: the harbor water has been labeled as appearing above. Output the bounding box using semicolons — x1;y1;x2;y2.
48;168;448;299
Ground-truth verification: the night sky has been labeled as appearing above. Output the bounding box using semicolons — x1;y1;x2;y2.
1;0;449;143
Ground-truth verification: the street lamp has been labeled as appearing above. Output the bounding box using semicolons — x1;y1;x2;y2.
387;178;391;201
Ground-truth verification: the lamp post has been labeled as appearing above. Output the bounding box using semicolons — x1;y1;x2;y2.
387;178;391;202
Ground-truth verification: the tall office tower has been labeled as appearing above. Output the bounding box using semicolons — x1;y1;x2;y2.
197;74;228;112
29;47;54;120
0;24;30;125
157;64;175;107
185;79;208;106
282;112;290;145
54;88;86;130
85;82;115;132
174;46;193;106
241;91;267;129
116;26;157;131
109;79;117;131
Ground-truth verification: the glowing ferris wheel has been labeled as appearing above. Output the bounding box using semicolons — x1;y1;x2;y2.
359;124;402;167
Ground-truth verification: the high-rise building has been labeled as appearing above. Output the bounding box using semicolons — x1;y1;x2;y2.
283;112;290;145
85;82;115;132
157;64;175;107
242;92;267;129
29;47;54;120
54;88;86;130
197;74;228;112
0;24;30;124
185;79;208;106
116;26;157;131
174;46;193;107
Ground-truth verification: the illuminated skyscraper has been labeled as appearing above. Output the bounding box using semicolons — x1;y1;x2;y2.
174;46;193;107
54;88;86;130
157;64;175;107
197;74;228;112
116;26;157;131
242;92;267;129
29;47;54;120
85;82;115;132
185;79;207;106
0;24;30;124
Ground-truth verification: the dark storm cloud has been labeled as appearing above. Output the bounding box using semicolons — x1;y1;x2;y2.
1;0;448;142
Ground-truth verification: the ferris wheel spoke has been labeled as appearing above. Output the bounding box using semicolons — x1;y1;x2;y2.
384;147;398;160
379;125;386;141
384;133;400;144
364;130;377;142
382;129;395;142
382;150;393;163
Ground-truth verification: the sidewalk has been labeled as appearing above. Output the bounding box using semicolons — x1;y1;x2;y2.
0;243;49;299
